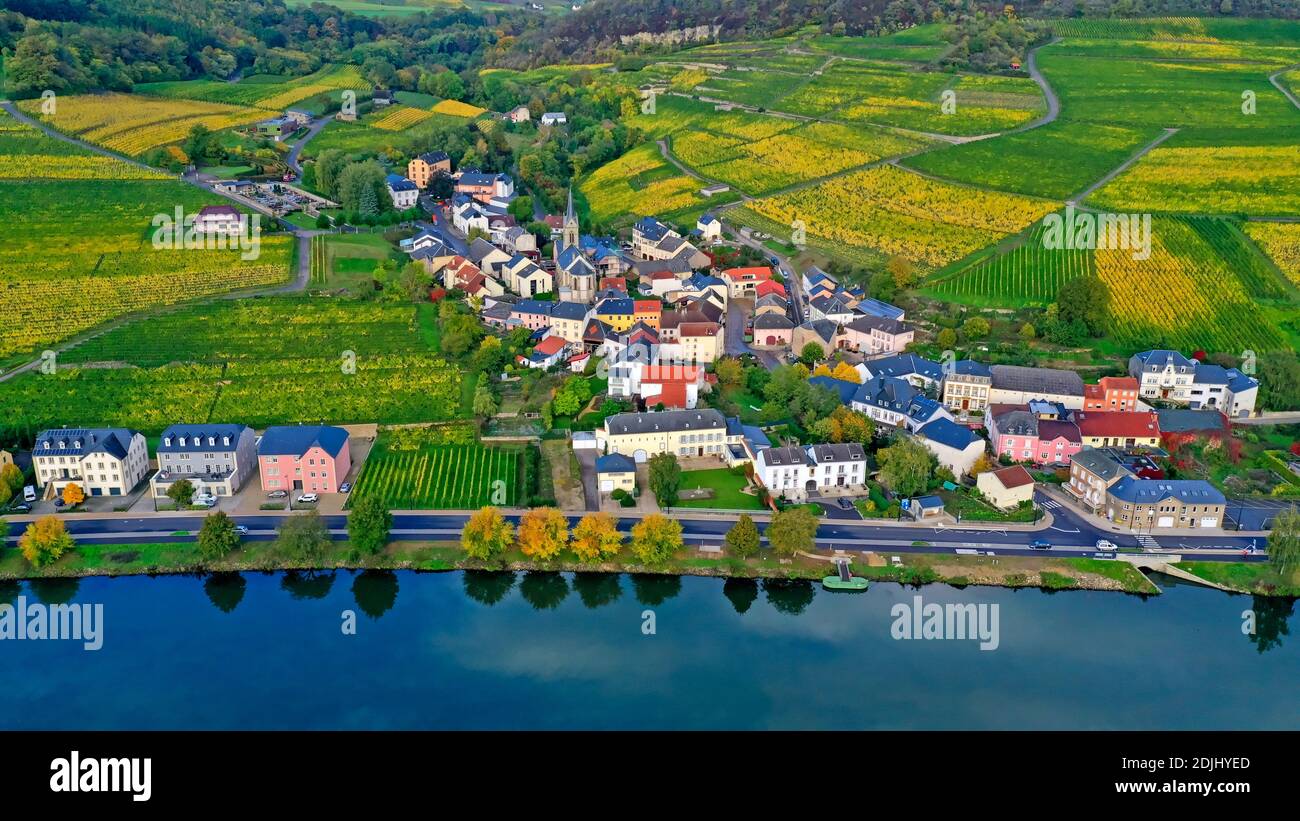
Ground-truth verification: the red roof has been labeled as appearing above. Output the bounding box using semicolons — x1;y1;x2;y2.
649;382;689;409
678;321;720;337
534;336;567;356
650;270;678;281
599;277;627;291
1085;376;1139;398
633;300;662;314
1075;411;1159;438
722;266;772;282
755;279;786;298
990;465;1035;489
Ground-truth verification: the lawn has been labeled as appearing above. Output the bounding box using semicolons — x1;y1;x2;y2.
1175;561;1300;597
675;468;766;510
311;233;397;289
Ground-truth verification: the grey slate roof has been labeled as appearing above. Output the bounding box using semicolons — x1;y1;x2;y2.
1108;476;1225;506
35;427;137;460
990;364;1084;397
1070;448;1131;481
605;408;727;436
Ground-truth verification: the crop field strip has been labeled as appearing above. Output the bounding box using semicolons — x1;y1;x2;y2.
349;443;521;509
0;299;464;437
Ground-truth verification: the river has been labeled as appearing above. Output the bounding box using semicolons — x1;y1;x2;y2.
0;571;1295;730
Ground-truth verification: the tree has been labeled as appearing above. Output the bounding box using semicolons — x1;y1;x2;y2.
347;495;393;555
629;514;683;565
1269;506;1300;578
19;516;73;568
197;511;241;562
714;356;743;386
1019;322;1036;340
571;512;623;562
767;506;818;557
462;506;514;562
166;478;195;508
0;463;22;495
472;382;499;419
1056;273;1108;336
970;452;995;477
800;342;825;366
877;438;937;498
936;328;957;349
961;317;990;339
888;255;917;290
1258;353;1300;412
647;452;682;507
725;514;761;558
314;149;349;198
0;483;9;509
277;510;331;564
518;507;569;561
62;483;85;507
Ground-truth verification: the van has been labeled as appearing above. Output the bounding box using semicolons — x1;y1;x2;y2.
23;485;36;503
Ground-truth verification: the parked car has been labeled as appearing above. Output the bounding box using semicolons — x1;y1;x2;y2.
8;502;31;514
339;482;352;493
297;493;319;504
193;494;217;508
23;485;36;502
837;498;853;511
1029;540;1052;550
1095;539;1117;551
267;490;288;499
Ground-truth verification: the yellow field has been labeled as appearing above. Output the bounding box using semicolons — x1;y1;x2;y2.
256;83;337;110
1088;144;1300;216
1246;222;1300;285
0;153;170;180
370;106;436;131
744;164;1055;267
18;93;268;156
432;99;488;117
581;142;705;223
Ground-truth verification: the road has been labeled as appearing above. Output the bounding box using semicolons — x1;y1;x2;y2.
1066;127;1179;205
2;508;1267;562
285;116;334;178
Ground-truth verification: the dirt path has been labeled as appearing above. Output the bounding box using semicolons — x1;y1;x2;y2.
1066;127;1179;205
1269;65;1300;111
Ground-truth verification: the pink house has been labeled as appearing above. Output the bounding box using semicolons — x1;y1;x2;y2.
257;425;351;494
987;408;1082;467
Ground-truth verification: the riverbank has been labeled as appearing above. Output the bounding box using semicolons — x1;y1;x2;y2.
0;538;1171;594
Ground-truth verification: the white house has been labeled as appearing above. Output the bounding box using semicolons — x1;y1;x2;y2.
754;442;867;499
1128;350;1258;417
385;174;419;209
540;112;567;126
193;204;244;235
696;213;721;242
32;427;149;498
912;418;985;479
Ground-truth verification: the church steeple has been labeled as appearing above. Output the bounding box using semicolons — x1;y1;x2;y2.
558;186;579;257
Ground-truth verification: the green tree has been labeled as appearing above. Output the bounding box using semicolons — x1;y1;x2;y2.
888;255;917;290
1268;506;1300;578
1258;353;1300;412
961;316;990;339
936;328;957;349
767;506;818;557
800;342;825;366
0;463;22;495
714;357;743;386
166;478;195;508
877;438;937;498
347;495;393;556
629;514;683;565
1056;273;1108;336
314;149;349;199
725;513;761;558
1019;322;1036;340
197;511;241;562
472;382;499;419
648;452;682;507
277;510;332;564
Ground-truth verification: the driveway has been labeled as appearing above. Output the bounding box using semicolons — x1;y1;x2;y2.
573;448;600;511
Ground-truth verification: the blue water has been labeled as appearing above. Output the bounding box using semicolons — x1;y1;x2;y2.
0;571;1294;729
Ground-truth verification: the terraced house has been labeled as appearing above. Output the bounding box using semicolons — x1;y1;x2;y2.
32;427;148;498
151;424;257;500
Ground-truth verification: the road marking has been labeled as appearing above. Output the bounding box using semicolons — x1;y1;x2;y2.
1049;526;1080;533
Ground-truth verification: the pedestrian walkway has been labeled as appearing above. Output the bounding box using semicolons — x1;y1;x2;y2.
1040;499;1062;510
1136;535;1160;549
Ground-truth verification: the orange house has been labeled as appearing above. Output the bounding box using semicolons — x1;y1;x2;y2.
1084;376;1140;412
633;299;662;330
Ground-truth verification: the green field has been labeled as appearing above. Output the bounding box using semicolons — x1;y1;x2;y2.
674;468;766;510
310;233;397;289
349;442;522;509
0;111;292;364
0;299;464;437
136;63;371;108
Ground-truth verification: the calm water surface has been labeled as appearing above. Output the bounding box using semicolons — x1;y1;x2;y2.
0;571;1295;730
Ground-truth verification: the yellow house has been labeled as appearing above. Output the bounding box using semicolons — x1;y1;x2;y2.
595;453;636;494
597;408;740;463
595;298;660;333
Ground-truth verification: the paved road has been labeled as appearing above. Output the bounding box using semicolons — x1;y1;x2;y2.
2;510;1268;561
286;116;334;178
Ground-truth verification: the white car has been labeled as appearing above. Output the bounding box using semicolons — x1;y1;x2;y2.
193;495;217;508
297;493;319;504
1095;539;1117;550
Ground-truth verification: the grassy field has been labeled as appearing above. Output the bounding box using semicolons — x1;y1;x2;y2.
675;468;766;510
349;441;522;509
310;233;398;290
0;111;292;364
0;299;464;437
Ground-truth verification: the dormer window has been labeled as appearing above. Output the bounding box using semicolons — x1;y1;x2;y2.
222;436;230;446
164;436;172;447
208;436;215;447
179;436;187;446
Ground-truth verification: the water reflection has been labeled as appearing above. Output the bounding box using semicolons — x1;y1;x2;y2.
462;570;516;606
723;578;759;614
281;571;335;600
1248;594;1294;654
204;573;246;614
352;571;398;620
761;578;815;615
631;574;680;606
519;571;569;610
28;578;79;605
0;579;20;607
573;573;622;609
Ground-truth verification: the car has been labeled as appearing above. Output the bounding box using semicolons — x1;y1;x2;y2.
233;525;250;536
1029;540;1052;550
23;485;37;502
1095;539;1117;551
53;498;64;508
7;503;31;514
837;498;853;511
297;493;319;504
267;490;288;499
339;483;352;493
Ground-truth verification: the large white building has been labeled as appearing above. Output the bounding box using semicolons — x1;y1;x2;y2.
753;443;868;499
32;427;149;498
385;174;419;209
1128;350;1258;418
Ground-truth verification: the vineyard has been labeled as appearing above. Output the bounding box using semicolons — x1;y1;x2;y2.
927;220;1094;306
1245;222;1300;286
135;64;372;108
431;99;487;118
0;299;465;436
0;114;170;180
580;142;714;227
738;164;1056;268
349;442;521;509
370;106;436;131
17;94;271;156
